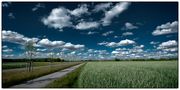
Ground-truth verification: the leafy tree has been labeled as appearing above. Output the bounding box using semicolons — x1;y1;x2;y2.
25;41;36;72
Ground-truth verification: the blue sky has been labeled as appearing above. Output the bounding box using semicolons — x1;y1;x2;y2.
2;2;178;60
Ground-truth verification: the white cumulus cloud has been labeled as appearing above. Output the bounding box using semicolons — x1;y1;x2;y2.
122;32;133;36
101;2;131;26
70;4;89;17
93;3;112;12
3;48;13;53
122;22;138;30
98;39;135;47
102;31;114;36
118;39;135;46
38;38;65;48
2;30;39;45
157;40;178;52
75;21;100;30
152;21;178;36
63;43;85;50
42;7;72;31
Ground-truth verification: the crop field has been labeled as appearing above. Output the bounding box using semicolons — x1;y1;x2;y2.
76;61;178;88
2;62;82;88
2;62;63;69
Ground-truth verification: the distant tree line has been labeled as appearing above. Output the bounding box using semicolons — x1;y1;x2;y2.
2;58;65;62
2;58;178;63
114;58;178;61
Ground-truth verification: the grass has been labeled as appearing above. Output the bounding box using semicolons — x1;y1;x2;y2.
2;62;82;88
46;63;86;88
77;61;178;88
2;62;63;69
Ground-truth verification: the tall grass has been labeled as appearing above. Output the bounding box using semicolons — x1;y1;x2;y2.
78;61;178;88
2;62;81;88
46;63;86;88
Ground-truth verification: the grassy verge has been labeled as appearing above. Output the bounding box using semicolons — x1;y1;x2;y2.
2;62;82;88
46;63;86;88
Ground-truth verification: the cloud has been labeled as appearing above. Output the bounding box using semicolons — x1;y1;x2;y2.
8;13;15;19
102;31;114;36
36;38;85;51
42;4;91;31
2;30;39;45
118;39;135;46
87;31;99;35
87;49;109;56
150;41;159;45
122;22;138;30
157;40;178;52
134;45;144;49
42;3;130;31
106;42;119;47
158;40;177;48
114;35;120;38
37;38;65;48
70;4;89;17
152;21;178;36
97;41;108;45
42;7;72;31
2;54;14;58
159;40;178;48
80;31;98;35
63;43;85;50
111;51;119;54
75;21;100;30
37;48;47;52
101;2;131;26
111;45;144;58
122;32;133;36
3;48;13;53
2;2;11;8
32;3;45;12
163;47;178;52
3;45;8;48
93;3;112;12
112;48;130;56
98;39;135;47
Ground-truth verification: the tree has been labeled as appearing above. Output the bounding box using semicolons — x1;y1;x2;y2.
49;52;54;71
25;41;36;72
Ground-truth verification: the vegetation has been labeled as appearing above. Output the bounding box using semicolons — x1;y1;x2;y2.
46;63;86;88
113;58;178;61
2;62;65;69
2;62;82;88
25;41;36;72
77;61;178;88
2;58;65;62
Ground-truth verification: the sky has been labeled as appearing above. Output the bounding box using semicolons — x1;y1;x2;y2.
2;2;178;60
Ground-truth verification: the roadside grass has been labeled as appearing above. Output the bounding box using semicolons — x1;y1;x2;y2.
46;63;86;88
2;62;82;88
78;61;178;88
3;62;63;69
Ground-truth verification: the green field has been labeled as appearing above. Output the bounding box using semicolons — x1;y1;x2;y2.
2;61;178;88
76;61;178;88
2;62;63;69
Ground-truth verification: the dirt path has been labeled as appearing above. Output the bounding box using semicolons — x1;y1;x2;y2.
11;63;83;88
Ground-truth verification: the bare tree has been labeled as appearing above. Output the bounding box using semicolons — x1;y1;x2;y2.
25;41;36;72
